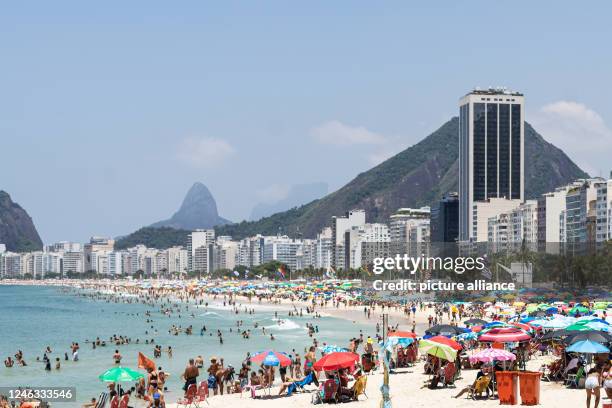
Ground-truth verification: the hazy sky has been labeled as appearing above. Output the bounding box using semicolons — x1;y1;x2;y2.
2;1;611;243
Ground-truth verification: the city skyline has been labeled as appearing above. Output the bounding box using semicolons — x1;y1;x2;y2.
2;2;612;243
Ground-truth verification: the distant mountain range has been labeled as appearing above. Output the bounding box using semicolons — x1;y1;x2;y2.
0;191;43;252
215;117;588;239
151;182;230;230
250;182;328;221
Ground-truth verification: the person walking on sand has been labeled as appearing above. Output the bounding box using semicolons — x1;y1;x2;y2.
181;358;199;396
585;366;602;408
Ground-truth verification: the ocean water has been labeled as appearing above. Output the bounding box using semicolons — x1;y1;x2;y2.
0;285;372;406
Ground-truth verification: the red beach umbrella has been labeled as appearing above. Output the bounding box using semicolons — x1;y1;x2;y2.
479;327;531;343
388;331;417;339
428;336;462;350
313;352;359;371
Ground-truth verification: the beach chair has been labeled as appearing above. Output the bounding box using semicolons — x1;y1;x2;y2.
241;380;265;398
177;383;198;407
109;395;119;408
287;373;316;396
194;381;210;406
321;379;339;403
442;363;457;388
118;395;129;408
352;376;368;400
470;375;491;400
95;392;108;408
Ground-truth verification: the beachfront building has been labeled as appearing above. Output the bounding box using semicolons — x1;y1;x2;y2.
188;229;215;274
262;235;302;271
537;182;582;253
472;198;522;244
166;246;188;275
213;237;238;272
45;241;82;253
389;207;430;258
459;88;525;242
62;251;84;274
487;200;538;253
296;239;317;271
430;192;459;243
565;179;600;245
0;252;22;278
84;236;115;272
237;235;264;268
90;250;109;274
107;251;126;276
346;223;390;269
331;210;366;269
315;227;333;270
596;177;612;243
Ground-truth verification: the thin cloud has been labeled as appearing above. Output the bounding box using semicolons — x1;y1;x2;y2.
531;101;612;176
310;120;386;145
176;137;235;168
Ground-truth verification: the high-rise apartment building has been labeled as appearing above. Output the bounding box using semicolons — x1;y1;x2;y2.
459;88;525;242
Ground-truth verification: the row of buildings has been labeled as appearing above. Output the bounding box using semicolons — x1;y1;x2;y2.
0;204;433;278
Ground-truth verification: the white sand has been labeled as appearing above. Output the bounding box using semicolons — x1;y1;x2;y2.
166;355;588;408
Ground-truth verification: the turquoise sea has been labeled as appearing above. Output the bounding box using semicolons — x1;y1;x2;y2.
0;285;372;407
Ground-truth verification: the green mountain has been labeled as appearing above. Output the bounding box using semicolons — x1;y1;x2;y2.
215;117;588;239
115;227;190;250
117;117;588;247
0;191;43;252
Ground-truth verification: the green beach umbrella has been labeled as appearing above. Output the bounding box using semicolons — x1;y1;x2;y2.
569;305;590;315
565;323;592;332
418;339;457;361
99;366;144;382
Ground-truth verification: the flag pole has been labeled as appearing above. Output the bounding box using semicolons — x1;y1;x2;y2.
380;313;391;408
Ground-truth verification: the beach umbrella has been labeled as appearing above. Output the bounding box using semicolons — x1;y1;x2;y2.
428;336;462;350
312;352;359;371
388;331;417;339
418;339;457;361
250;350;292;367
565;331;612;345
479;328;531;343
457;332;478;341
569;305;590;316
319;345;349;353
469;348;516;363
567;340;610;354
99;366;144;382
464;318;487;326
426;324;467;337
565;323;592;332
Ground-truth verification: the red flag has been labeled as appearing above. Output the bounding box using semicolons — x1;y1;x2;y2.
138;352;156;371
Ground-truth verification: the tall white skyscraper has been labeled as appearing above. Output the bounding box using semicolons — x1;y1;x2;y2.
459;88;525;242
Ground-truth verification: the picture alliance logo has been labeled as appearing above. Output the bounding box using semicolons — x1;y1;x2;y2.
372;255;486;275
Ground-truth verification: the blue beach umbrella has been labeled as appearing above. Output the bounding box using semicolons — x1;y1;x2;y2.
567;340;610;354
319;345;349;353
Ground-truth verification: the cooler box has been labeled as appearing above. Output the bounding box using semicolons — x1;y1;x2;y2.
518;371;542;406
496;371;519;405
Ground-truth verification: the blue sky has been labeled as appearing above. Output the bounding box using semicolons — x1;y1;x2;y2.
1;1;611;243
